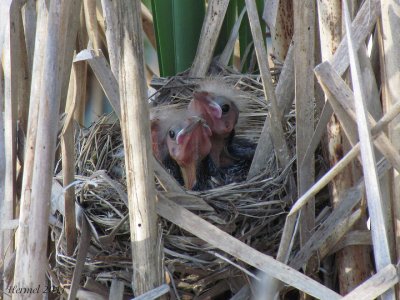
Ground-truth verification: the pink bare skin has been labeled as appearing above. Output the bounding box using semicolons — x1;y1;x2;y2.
152;114;212;190
166;116;212;189
188;91;239;167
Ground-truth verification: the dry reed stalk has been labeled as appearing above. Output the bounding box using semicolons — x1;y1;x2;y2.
329;230;371;254
218;7;246;67
13;0;49;289
329;0;380;75
275;2;391;295
190;0;230;77
0;1;11;57
293;0;315;248
13;1;81;296
379;1;400;298
274;43;294;119
290;146;360;215
295;0;379;165
21;0;36;77
316;64;398;264
317;1;372;287
115;0;163;295
59;1;82;114
110;279;125;300
292;4;317;298
341;264;398;300
86;68;105;122
83;0;100;53
245;0;293;185
153;158;185;194
251;3;293;295
358;45;381;120
315;62;400;174
75;49;121;119
156;194;342;300
61;49;85;258
2;1;24;297
309;0;389;171
318;208;363;258
302;0;378;169
290;194;362;270
278;100;400;272
281;157;392;298
141;2;156;49
131;284;170;300
0;45;6;300
10;0;29;138
343;1;394;298
248;43;294;179
260;23;296;295
319;73;361;145
95;4;106;45
265;0;293;62
277;5;381;296
263;0;279;46
100;0;118;78
61;62;84;256
67;217;91;300
316;0;349;223
73;11;89;126
357;46;393;263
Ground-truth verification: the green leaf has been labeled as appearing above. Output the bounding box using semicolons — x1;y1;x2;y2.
151;0;175;76
172;0;205;73
151;0;205;76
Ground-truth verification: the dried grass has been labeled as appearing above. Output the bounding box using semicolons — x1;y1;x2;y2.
50;66;317;298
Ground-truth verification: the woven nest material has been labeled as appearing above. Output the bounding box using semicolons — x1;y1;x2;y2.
50;67;301;298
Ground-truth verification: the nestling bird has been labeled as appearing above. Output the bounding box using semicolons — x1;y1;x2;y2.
189;82;243;167
188;81;256;183
151;107;213;190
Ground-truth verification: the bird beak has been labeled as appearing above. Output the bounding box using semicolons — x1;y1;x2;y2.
192;92;222;119
173;117;212;190
176;116;211;145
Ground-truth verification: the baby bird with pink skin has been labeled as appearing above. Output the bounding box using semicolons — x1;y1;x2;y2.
188;81;243;168
151;107;212;190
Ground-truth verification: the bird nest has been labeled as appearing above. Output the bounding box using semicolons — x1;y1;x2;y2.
50;69;300;298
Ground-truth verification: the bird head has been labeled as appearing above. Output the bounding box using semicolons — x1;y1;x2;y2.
166;116;212;189
189;90;239;139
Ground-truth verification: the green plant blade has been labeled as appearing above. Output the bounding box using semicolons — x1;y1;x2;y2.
172;0;205;73
151;0;175;76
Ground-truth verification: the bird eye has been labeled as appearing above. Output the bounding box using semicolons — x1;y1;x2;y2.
168;130;176;139
221;104;230;114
